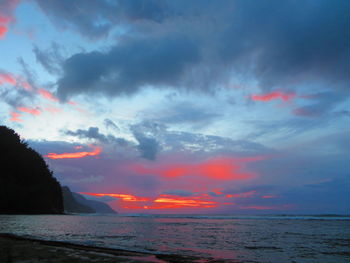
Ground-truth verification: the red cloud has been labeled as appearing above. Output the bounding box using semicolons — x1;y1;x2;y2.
17;107;41;116
9;111;21;122
45;145;102;159
132;157;263;181
251;91;295;102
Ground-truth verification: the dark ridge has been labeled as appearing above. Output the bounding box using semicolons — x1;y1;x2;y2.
0;126;63;214
72;191;117;214
61;186;95;213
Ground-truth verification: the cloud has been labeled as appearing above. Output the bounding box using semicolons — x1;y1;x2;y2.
26;125;350;213
45;145;102;159
56;34;200;101
64;126;128;146
133;133;159;161
141;101;221;129
37;88;59;102
17;106;41;116
33;0;116;39
104;118;119;131
33;43;64;75
39;0;350;122
0;0;19;39
9;111;21;122
292;91;346;117
0;72;17;85
131;156;263;181
251;91;295;102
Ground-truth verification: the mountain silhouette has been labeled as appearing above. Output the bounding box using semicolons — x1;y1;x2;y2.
62;186;117;214
0;126;63;214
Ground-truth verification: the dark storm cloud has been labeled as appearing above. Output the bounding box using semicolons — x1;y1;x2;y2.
45;0;350;105
56;34;200;101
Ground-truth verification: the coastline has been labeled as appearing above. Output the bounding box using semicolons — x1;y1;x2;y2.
0;233;212;263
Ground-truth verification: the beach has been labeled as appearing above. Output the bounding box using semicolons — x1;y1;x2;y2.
0;234;212;263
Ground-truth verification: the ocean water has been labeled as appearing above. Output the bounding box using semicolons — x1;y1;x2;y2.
1;214;350;262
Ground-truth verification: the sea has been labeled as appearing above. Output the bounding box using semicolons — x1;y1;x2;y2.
1;214;349;262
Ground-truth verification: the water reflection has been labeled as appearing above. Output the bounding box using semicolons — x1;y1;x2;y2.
0;214;349;262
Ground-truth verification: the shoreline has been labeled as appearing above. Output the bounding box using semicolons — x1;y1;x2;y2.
0;233;215;263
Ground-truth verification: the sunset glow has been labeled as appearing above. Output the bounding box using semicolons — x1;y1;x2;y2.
45;146;102;159
132;157;262;181
1;0;348;216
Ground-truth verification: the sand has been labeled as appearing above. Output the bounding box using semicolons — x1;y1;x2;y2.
0;234;213;263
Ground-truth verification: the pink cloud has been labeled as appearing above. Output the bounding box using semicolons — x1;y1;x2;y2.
17;106;41;116
38;89;59;102
9;111;21;122
0;0;20;39
251;91;296;102
0;72;17;85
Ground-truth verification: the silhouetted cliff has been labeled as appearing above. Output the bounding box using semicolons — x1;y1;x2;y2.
72;192;117;214
62;186;117;214
0;126;63;214
62;186;95;213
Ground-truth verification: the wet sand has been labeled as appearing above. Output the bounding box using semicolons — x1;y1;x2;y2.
0;234;219;263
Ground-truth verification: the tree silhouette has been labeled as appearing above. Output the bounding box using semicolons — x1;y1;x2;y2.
0;126;63;214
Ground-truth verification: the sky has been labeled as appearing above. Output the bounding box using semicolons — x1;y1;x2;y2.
0;0;349;214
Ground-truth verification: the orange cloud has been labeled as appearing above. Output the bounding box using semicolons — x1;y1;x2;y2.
80;192;233;211
38;89;59;102
80;192;150;202
9;111;21;122
251;91;295;102
17;107;41;116
45;145;102;159
152;195;218;208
